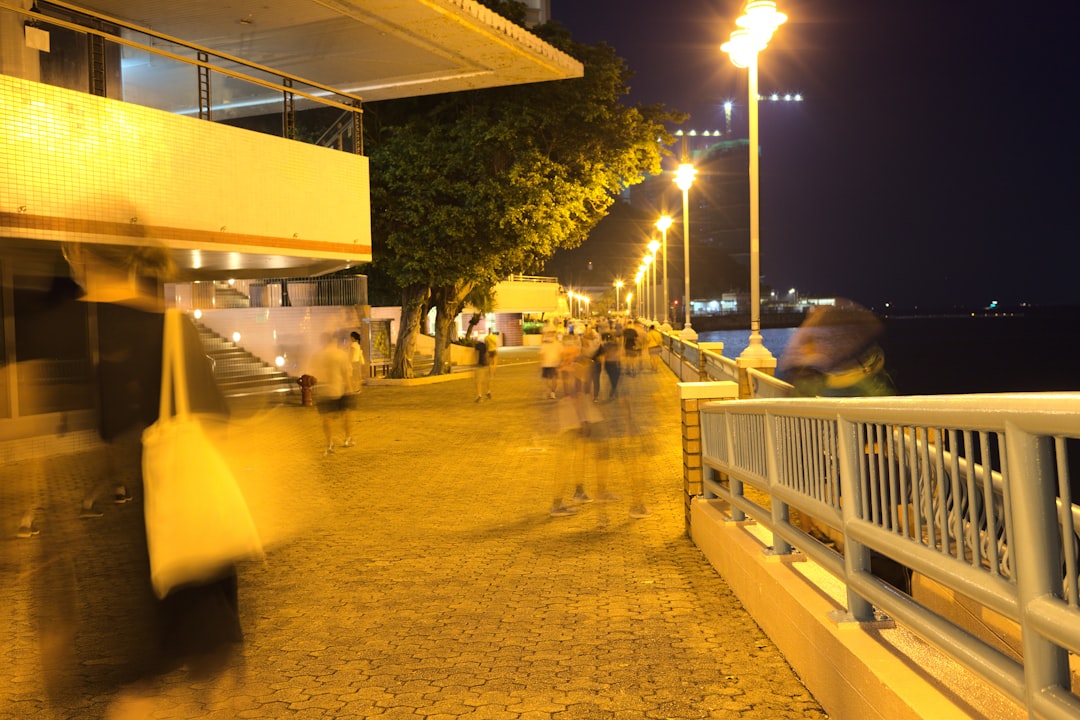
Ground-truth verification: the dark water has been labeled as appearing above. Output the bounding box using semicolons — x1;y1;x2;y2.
698;308;1080;395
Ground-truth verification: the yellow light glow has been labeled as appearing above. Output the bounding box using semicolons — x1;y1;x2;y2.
232;331;241;343
648;239;661;254
674;163;697;191
655;215;673;232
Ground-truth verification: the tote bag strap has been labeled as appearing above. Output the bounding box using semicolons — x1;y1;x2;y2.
157;309;192;420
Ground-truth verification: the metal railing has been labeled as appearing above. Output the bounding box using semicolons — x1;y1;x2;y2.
178;277;368;310
1;0;363;153
698;393;1080;719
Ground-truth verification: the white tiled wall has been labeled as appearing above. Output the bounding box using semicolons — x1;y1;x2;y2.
0;74;371;259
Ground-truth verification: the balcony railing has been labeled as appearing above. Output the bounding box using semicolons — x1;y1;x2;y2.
3;0;363;153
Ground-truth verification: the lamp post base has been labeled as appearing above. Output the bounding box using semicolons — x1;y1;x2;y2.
738;332;773;361
679;324;698;342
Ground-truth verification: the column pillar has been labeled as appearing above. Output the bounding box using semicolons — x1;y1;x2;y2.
736;355;777;399
678;381;738;535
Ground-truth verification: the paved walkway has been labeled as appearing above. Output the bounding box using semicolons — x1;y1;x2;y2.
0;351;826;719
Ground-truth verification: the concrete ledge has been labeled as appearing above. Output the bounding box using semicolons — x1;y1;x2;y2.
690;498;1023;720
365;370;474;386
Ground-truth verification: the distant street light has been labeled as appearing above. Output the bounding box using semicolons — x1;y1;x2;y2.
642;255;654;321
625;292;633;316
723;0;787;360
655;216;673;323
674;160;697;338
614;279;624;316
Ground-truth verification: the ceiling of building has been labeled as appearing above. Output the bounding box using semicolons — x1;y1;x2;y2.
63;0;582;115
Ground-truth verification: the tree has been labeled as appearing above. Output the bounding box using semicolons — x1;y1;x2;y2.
367;19;683;377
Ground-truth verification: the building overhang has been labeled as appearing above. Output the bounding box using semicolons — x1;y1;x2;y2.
53;0;583;112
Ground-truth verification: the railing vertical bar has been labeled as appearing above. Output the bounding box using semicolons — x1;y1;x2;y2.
811;417;824;503
885;424;899;533
1004;424;1071;711
917;426;937;550
981;432;1002;575
896;425;912;539
907;425;924;543
839;416;874;622
961;430;983;569
946;429;965;561
997;432;1016;582
1057;437;1079;607
933;427;954;557
864;423;879;525
827;419;840;508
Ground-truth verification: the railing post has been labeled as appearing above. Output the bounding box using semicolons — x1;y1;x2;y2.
1005;423;1070;708
679;381;739;535
836;416;875;622
763;410;793;556
736;355;777;400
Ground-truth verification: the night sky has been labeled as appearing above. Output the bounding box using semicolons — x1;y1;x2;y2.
549;0;1079;311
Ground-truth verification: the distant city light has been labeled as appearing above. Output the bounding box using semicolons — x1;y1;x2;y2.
757;92;803;102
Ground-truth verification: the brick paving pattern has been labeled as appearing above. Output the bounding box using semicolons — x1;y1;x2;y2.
0;351;826;719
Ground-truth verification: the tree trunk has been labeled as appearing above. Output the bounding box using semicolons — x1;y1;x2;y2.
391;284;430;379
464;313;481;340
429;283;472;376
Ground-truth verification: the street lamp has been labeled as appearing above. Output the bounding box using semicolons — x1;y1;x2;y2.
674;161;697;338
642;255;654;321
614;279;624;316
630;267;639;317
722;0;787;360
655;215;672;323
625;292;633;317
647;239;660;323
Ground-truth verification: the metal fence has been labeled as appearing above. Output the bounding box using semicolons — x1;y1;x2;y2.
3;1;363;153
181;277;368;310
698;393;1080;719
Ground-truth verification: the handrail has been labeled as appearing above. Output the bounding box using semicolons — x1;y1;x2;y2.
1;0;364;133
26;0;365;110
698;392;1080;718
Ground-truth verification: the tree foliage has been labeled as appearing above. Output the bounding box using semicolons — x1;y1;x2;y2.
367;18;684;377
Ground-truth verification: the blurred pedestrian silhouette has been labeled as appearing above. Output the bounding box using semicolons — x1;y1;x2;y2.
778;300;895;397
474;334;493;402
539;329;561;399
349;331;366;390
311;332;354;454
29;241;247;716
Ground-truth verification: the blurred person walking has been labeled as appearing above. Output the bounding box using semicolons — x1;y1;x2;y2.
42;242;250;717
474;333;493;401
311;332;354;454
539;329;561;399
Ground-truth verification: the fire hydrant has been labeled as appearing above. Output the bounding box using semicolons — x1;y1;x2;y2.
297;374;316;406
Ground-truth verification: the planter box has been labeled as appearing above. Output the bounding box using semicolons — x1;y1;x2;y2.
522;334;543;346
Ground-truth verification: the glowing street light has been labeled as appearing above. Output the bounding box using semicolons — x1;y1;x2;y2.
614;279;624;315
625;292;633;316
674;160;697;338
642;255;654;321
722;0;786;360
655;216;672;323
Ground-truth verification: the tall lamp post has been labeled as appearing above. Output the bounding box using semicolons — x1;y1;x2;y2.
647;239;660;323
642;255;654;321
723;0;786;360
674;161;697;339
654;216;672;323
614;279;624;316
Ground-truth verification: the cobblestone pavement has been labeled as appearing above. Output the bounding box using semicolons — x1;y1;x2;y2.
1;351;826;719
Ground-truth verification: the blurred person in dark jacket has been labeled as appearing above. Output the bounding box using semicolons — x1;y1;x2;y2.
779;300;895;397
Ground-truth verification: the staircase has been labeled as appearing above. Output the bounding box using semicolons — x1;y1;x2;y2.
193;320;295;398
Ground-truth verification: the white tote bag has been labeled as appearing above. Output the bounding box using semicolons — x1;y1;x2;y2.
142;310;264;599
